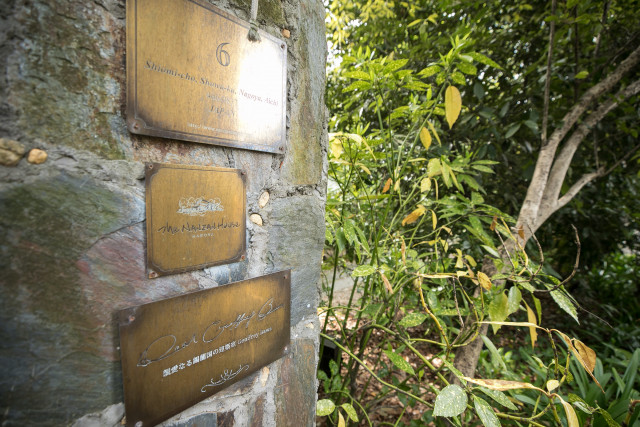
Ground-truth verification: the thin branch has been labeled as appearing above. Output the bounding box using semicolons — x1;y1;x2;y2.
602;142;640;176
542;0;558;144
534;225;580;294
592;0;610;61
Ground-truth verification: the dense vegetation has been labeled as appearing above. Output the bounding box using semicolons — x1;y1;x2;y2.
317;0;640;425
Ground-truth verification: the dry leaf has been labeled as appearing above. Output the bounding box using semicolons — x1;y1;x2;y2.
463;377;545;393
477;272;492;290
402;205;426;226
382;178;392;193
525;301;538;349
380;272;393;293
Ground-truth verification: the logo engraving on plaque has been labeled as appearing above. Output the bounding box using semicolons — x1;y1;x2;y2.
201;364;249;392
177;196;224;216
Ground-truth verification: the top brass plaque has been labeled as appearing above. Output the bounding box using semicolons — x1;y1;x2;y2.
118;270;291;427
145;163;245;277
126;0;287;153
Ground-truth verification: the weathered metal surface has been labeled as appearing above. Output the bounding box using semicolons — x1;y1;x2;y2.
126;0;287;153
118;270;291;427
145;163;245;277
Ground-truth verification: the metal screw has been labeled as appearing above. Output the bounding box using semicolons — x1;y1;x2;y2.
281;43;285;49
149;271;158;279
279;146;284;151
128;315;136;323
135;422;143;427
241;255;246;261
133;122;140;131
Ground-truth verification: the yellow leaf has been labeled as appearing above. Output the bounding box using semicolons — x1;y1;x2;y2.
558;396;580;427
525;301;538;349
477;272;492;290
546;379;560;392
431;210;437;230
331;138;344;158
420;127;432;150
382;178;392;193
427;121;441;145
380;272;393;293
445;86;462;129
394;179;401;192
455;249;464;269
573;340;596;373
420;178;431;193
465;255;477;267
463;377;545;394
357;162;371;175
401;238;406;265
338;411;346;427
402;205;426;226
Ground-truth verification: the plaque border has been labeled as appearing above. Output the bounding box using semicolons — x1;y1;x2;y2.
145;162;247;278
126;0;288;153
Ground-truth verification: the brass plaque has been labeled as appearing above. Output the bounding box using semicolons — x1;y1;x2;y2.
119;270;291;427
145;163;245;277
126;0;287;153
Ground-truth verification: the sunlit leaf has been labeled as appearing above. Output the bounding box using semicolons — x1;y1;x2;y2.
463;377;545;394
316;399;336;416
383;348;415;375
420;127;432;150
419;64;442;78
457;61;478;76
488;292;509;333
573;340;596;374
427;158;442;178
402;205;426;226
421;178;431;193
330;138;343;158
344;70;371;81
473;395;501;427
477;272;493;290
341;403;358;422
477;387;518;411
399;312;428;328
524;301;538;349
558;396;579;427
445;86;462;128
507;286;521;314
434;385;468;417
468;52;503;70
575;70;589;79
343;80;372;92
337;410;345;427
427;121;442;145
351;265;376;277
546;380;560;392
432;210;438;230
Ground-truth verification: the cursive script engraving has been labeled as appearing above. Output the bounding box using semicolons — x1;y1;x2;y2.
137;334;198;367
201;364;249;392
136;297;282;368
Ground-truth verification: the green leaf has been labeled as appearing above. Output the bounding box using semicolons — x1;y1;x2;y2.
457;61;478;76
473;82;485;99
451;71;467;86
316;399;336;416
383;59;409;74
341;403;359;422
351;265;376;277
575;70;589;79
427;158;442;178
468;52;503;70
419;64;441;78
442;359;467;385
434;385;468;417
343;219;356;244
343;81;372;92
399;312;428;328
477;387;517;411
480;335;507;371
481;245;500;258
504;123;521;138
547;284;579;323
383;349;415;375
507;286;521;314
472;164;495;173
344;70;371;81
596;408;622;427
473;395;501;427
488;292;509;333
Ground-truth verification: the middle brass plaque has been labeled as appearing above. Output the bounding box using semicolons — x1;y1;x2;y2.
145;163;245;277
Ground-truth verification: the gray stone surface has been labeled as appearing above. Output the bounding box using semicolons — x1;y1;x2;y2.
0;0;326;425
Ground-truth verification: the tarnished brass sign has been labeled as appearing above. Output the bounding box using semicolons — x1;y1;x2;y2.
119;271;291;427
145;163;245;277
126;0;287;153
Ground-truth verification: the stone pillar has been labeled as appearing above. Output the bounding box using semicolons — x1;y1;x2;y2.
0;1;327;426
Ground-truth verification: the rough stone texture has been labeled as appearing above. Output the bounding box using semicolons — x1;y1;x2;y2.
0;0;326;426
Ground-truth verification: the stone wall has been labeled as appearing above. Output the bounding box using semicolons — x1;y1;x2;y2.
0;0;327;425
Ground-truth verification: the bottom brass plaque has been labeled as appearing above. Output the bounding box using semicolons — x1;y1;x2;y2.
118;271;291;426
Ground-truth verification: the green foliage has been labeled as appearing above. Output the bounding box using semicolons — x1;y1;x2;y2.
318;0;640;425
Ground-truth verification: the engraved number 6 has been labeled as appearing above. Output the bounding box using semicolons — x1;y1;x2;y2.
216;43;230;67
